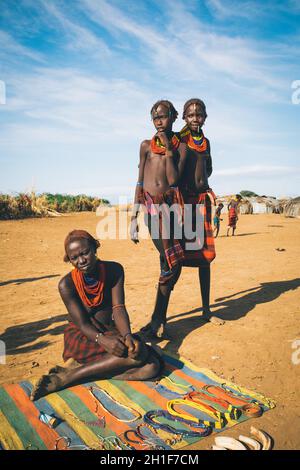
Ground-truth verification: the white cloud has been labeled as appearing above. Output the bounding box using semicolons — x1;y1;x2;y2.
1;67;155;144
0;30;45;63
204;0;261;19
80;0;288;101
0;0;299;198
38;1;111;58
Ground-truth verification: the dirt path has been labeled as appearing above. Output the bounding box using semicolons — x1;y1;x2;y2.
0;212;299;449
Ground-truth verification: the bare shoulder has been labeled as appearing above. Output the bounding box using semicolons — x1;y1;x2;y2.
103;261;124;287
140;139;151;151
103;261;124;276
58;272;74;295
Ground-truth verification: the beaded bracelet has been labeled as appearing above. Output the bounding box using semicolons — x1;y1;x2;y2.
112;304;125;310
95;332;103;343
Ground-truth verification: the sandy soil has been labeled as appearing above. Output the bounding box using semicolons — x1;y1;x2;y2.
0;212;299;450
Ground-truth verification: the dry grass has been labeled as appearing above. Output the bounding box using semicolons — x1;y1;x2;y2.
0;192;110;220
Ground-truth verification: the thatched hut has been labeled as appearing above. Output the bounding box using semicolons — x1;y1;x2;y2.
278;197;291;214
284;197;300;218
249;197;279;214
239;197;253;214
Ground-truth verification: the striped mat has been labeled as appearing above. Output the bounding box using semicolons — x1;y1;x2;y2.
0;353;275;450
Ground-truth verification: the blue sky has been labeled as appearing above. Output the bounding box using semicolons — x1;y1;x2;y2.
0;0;299;202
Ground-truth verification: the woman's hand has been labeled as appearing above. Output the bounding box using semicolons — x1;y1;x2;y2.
100;334;127;357
124;334;141;359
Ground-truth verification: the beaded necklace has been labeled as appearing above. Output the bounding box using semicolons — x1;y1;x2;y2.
167;398;226;429
144;410;211;438
89;386;141;422
71;260;105;307
150;132;180;155
179;125;208;153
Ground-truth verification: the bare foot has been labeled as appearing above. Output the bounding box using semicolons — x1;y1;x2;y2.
30;372;67;401
140;323;170;340
48;358;80;375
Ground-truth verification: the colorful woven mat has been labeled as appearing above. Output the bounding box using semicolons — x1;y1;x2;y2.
0;353;275;450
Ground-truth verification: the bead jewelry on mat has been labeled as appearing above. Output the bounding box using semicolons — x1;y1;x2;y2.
203;385;263;418
123;428;165;450
136;424;169;447
136;423;183;447
167;399;226;429
123;430;154;450
145;408;211;430
155;383;190;398
144;410;212;437
161;376;195;391
221;382;276;409
97;435;125;450
186;391;240;421
137;421;183;446
61;385;107;428
88;386;142;422
64;411;106;428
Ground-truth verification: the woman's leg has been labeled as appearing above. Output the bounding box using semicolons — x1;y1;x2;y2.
31;346;161;401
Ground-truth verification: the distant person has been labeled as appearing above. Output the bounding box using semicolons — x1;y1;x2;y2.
213;203;224;238
130;100;187;338
30;230;162;400
178;98;224;326
227;195;242;236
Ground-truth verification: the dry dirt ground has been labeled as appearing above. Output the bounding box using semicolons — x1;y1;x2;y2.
0;212;299;450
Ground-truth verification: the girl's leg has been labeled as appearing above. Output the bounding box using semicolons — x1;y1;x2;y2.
31;346;161;401
199;266;225;325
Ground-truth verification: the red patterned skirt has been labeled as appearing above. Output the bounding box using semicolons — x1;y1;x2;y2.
141;187;185;284
63;322;117;364
182;190;216;267
228;207;237;228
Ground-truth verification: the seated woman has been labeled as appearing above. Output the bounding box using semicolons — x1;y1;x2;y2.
30;229;163;401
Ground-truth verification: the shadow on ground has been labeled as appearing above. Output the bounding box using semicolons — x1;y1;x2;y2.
0;314;68;355
159;278;300;358
0;274;60;287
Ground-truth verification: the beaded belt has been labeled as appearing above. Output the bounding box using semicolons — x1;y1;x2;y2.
167;398;226;429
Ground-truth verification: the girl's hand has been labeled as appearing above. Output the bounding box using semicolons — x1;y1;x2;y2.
156;131;171;150
100;334;126;357
124;334;140;359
